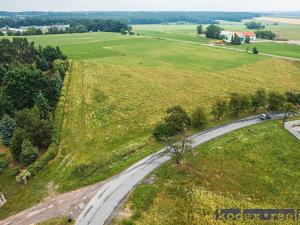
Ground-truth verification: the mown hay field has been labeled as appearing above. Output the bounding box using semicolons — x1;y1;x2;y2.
1;32;300;218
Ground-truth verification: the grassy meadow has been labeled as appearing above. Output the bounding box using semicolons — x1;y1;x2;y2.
134;19;300;41
133;23;300;59
219;19;300;40
1;31;300;219
231;42;300;59
113;120;300;225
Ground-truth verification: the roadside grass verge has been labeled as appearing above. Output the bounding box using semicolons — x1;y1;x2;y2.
37;217;75;225
114;120;300;225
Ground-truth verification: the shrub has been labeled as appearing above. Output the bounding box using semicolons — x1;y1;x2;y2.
53;59;69;77
153;121;181;141
0;159;8;172
16;169;31;184
191;106;207;129
121;219;134;225
253;47;259;54
20;139;38;165
153;106;190;141
165;106;190;128
10;128;28;161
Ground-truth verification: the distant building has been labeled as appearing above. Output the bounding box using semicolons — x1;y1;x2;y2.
20;24;70;32
0;24;70;35
221;31;256;43
0;27;26;34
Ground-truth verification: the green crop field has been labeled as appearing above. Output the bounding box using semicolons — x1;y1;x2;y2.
113;120;300;225
1;32;300;219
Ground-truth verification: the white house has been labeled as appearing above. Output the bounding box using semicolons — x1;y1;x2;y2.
221;31;256;43
0;27;26;34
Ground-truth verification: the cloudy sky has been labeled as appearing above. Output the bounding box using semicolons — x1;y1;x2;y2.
1;0;300;12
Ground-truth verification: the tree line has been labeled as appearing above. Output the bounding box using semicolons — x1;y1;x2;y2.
245;22;265;30
0;11;261;26
0;19;131;36
0;38;68;182
153;89;300;141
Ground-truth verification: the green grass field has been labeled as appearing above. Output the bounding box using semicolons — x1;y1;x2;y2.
134;19;300;41
133;23;300;59
232;42;300;59
114;120;300;225
1;31;300;219
219;19;300;40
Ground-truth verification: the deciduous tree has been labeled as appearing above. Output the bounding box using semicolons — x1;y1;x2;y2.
191;106;207;129
167;139;193;165
211;100;227;120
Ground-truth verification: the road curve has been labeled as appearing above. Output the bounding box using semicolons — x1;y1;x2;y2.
76;113;284;225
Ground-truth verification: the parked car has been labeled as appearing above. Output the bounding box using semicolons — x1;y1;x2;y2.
260;114;272;120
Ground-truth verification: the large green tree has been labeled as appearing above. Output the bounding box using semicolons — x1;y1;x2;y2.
268;91;286;111
15;109;52;148
197;25;203;35
205;25;222;39
228;93;251;117
211;99;227;120
251;89;267;112
2;67;50;112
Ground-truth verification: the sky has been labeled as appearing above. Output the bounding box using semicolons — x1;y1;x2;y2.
1;0;300;12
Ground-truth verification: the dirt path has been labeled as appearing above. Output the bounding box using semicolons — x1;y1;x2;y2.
0;181;106;225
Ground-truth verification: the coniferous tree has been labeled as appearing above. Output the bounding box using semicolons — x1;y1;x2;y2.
231;34;241;45
0;115;16;146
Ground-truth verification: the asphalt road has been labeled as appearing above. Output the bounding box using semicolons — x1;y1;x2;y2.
76;113;284;225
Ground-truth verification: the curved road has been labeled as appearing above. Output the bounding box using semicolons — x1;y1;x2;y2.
76;113;284;225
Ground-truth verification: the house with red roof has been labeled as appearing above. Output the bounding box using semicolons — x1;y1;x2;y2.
221;31;256;43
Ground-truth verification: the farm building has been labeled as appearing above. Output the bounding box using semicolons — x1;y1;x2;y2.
221;31;256;43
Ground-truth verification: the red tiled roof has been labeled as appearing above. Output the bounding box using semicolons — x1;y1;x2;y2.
236;32;256;37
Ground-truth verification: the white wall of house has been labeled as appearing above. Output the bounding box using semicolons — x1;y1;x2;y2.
221;31;256;43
